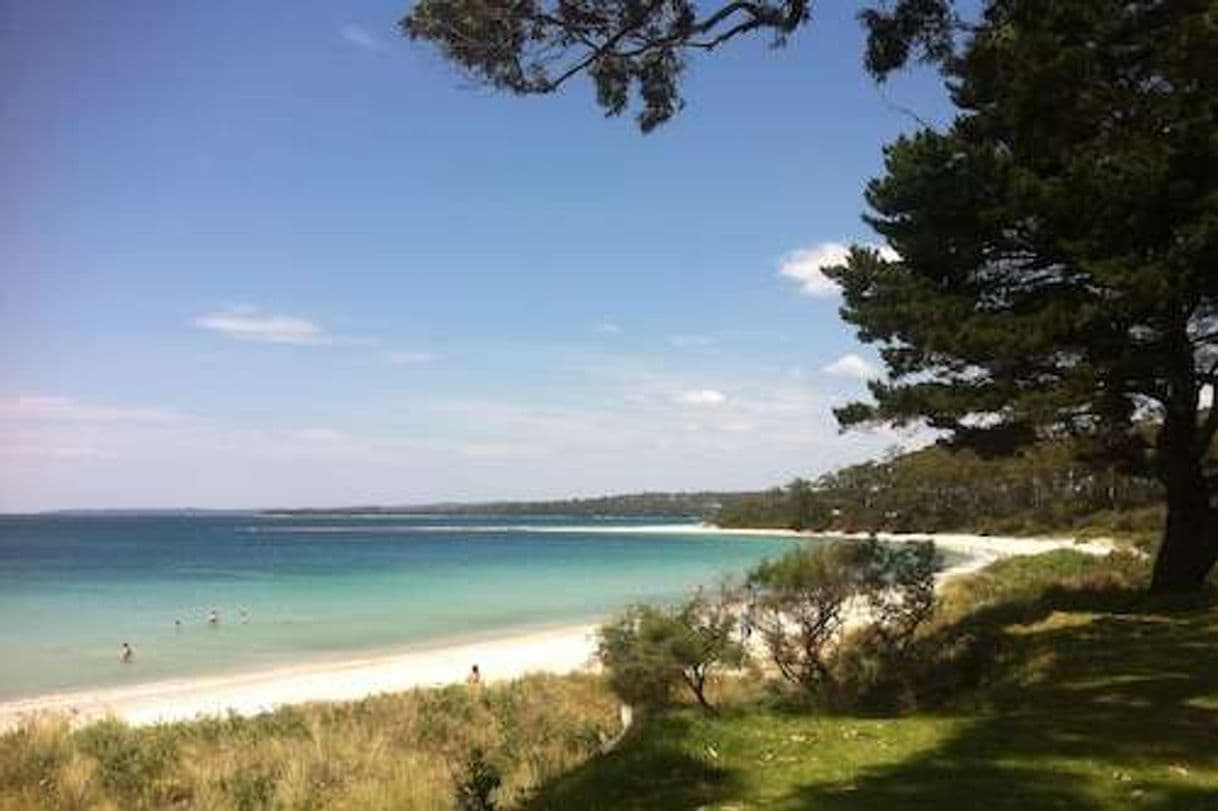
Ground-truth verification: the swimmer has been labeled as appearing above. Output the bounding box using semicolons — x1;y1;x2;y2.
119;642;133;664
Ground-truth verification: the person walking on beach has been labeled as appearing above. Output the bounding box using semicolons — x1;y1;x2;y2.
466;664;481;688
208;608;220;626
119;643;133;664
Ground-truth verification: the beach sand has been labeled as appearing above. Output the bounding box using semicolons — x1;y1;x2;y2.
0;623;600;731
0;528;1114;731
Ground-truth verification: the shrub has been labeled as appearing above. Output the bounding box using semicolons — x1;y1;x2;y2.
598;589;747;713
224;766;277;811
748;538;936;697
454;747;501;811
75;719;177;800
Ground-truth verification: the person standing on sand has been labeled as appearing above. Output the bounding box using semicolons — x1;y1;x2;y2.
119;642;133;664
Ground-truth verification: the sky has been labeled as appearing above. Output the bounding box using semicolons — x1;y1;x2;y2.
0;1;956;512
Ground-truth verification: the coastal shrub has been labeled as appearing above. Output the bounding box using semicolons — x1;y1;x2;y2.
75;719;178;801
224;766;277;811
598;589;747;713
748;538;936;699
454;746;502;811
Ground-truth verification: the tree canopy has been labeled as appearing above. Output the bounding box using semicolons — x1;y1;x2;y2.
401;0;959;130
826;0;1218;590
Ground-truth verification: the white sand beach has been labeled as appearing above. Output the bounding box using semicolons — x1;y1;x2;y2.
0;623;600;732
0;528;1114;732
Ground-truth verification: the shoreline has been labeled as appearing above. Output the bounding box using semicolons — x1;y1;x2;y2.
0;622;601;732
0;527;1114;732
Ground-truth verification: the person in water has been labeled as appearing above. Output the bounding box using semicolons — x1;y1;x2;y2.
119;643;133;664
466;664;481;687
208;608;219;626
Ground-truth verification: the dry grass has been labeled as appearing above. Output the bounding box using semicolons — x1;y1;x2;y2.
0;673;619;810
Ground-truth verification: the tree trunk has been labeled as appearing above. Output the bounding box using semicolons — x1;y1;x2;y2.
1150;445;1217;593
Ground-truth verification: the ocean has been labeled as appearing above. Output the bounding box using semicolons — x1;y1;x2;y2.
0;514;798;701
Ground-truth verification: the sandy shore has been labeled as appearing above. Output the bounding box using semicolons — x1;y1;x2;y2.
0;527;1113;731
0;623;599;732
694;525;1115;579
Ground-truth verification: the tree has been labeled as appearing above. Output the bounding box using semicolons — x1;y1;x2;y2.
597;590;746;712
825;0;1218;592
400;0;957;131
748;538;936;693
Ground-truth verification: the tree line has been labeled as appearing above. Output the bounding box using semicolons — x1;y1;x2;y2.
715;441;1164;538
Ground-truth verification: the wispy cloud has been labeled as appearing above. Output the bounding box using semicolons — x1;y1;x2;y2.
385;350;438;365
0;395;181;422
676;389;728;407
195;309;331;345
341;24;385;52
597;322;622;335
822;352;878;381
779;242;898;297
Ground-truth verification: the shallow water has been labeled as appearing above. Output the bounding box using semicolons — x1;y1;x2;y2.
0;514;799;699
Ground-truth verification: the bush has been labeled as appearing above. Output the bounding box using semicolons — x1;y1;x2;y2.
224;766;277;811
454;747;501;811
598;589;747;713
75;719;177;800
748;538;937;698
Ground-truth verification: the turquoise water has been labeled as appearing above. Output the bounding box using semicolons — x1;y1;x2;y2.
0;515;799;700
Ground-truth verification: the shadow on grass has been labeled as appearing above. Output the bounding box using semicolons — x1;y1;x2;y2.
783;594;1218;811
527;583;1218;810
521;713;739;811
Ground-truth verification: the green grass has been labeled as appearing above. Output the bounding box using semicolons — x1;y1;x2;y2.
527;558;1218;810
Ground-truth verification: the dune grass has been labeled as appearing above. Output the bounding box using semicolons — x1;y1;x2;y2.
0;673;619;810
526;553;1218;810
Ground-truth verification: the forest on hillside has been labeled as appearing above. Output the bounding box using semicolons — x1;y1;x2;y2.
715;442;1165;544
268;491;747;518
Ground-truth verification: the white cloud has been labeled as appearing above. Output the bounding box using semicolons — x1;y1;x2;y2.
195;309;331;345
341;24;385;52
385;350;438;365
0;395;180;422
676;389;728;407
779;242;899;297
822;353;879;382
597;323;622;335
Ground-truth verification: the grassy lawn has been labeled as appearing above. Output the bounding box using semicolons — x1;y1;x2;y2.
528;593;1218;810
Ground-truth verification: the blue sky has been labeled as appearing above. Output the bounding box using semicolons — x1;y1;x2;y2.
1;1;954;511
